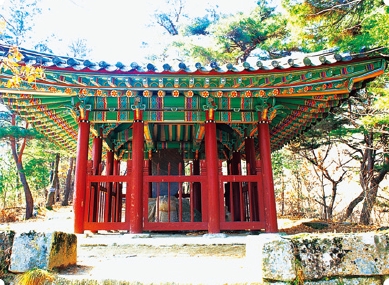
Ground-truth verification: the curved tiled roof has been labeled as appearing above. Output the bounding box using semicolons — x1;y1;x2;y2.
0;44;386;160
0;44;377;73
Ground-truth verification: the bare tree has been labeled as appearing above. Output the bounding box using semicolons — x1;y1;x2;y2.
0;0;42;46
68;38;91;58
46;153;60;209
152;0;186;35
288;115;353;220
62;157;75;206
342;92;389;223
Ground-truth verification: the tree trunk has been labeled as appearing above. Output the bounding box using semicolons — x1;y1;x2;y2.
10;140;33;219
10;114;33;219
360;183;378;224
281;177;285;216
296;173;302;215
344;190;364;220
356;132;388;225
62;157;74;206
320;183;327;220
55;158;61;202
327;179;341;220
359;154;389;224
344;145;371;220
46;153;60;209
15;160;34;219
69;162;76;202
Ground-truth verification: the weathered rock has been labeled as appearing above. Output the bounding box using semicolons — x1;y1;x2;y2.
0;231;15;276
303;221;329;229
9;231;77;273
246;234;296;282
304;276;382;285
288;231;389;280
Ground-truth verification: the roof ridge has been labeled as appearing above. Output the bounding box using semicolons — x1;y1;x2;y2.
0;43;383;74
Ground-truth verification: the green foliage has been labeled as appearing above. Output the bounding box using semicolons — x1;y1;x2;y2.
282;0;389;53
0;125;43;140
0;151;19;208
272;149;287;197
168;0;288;64
171;38;235;65
24;145;51;192
0;108;63;209
0;110;11;126
276;0;389;215
183;16;211;36
0;110;44;141
0;136;62;209
211;6;288;61
272;150;285;177
360;84;389;129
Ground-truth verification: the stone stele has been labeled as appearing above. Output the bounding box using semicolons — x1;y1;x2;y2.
9;231;77;273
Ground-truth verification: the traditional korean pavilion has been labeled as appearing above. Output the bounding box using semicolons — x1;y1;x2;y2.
0;44;386;234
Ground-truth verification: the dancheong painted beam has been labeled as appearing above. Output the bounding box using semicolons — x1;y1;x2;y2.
0;44;386;234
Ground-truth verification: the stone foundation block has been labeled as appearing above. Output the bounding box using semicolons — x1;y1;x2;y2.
288;231;389;280
246;234;296;282
304;276;382;285
9;231;77;273
0;231;15;275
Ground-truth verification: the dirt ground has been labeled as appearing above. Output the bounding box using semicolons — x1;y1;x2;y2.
0;205;379;260
0;205;379;235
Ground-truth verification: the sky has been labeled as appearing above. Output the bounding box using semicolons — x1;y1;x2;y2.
0;0;264;109
29;0;264;64
0;0;274;111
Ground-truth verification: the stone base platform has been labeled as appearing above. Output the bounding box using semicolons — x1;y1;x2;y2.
2;230;389;284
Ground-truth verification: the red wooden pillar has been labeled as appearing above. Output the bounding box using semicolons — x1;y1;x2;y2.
92;136;102;175
125;155;132;223
192;158;201;213
225;159;232;217
105;150;114;222
245;137;256;175
90;136;102;222
129;109;144;233
148;151;152;198
106;150;114;174
117;183;123;222
205;109;220;233
231;151;242;221
74;113;90;234
113;159;121;222
245;136;259;221
257;112;278;233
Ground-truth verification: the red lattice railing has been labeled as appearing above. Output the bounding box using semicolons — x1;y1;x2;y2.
84;160;265;232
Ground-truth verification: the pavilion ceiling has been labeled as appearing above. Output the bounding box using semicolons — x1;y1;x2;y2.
0;44;386;160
